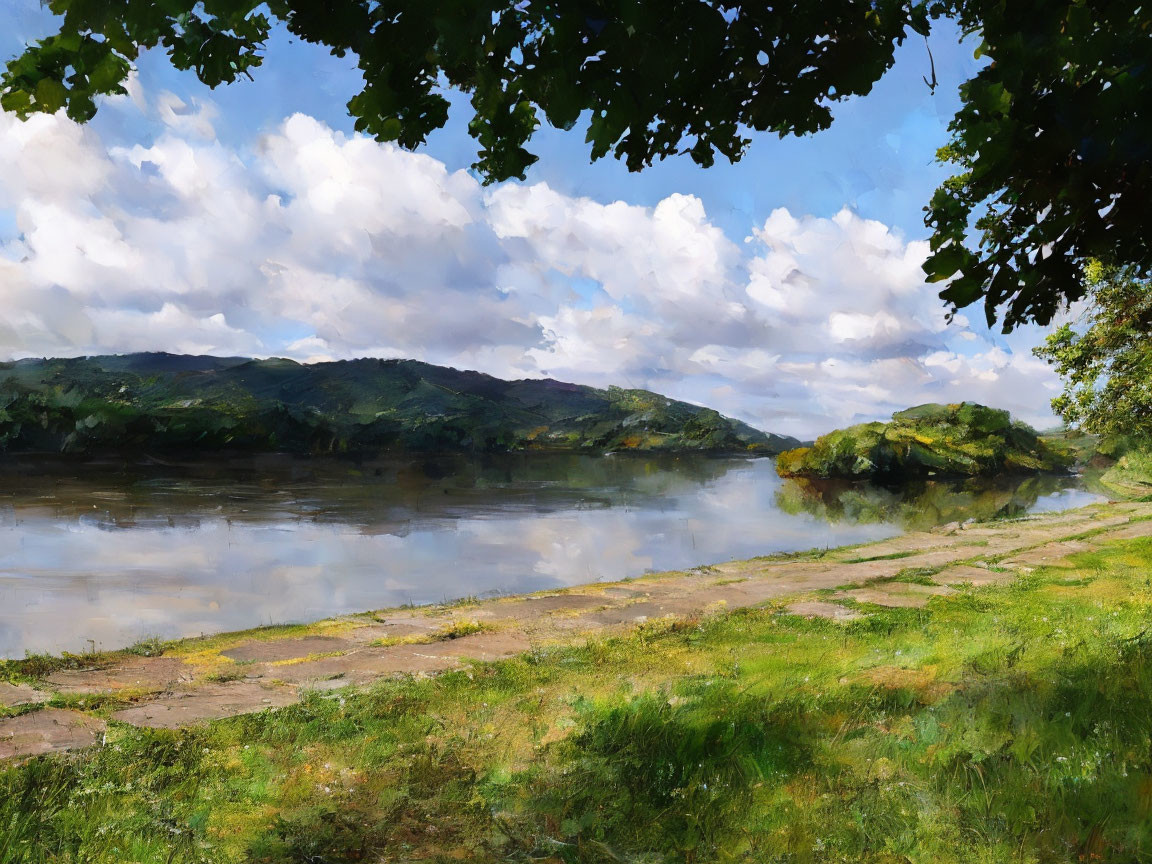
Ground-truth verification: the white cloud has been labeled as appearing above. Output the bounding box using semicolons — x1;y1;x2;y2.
0;93;1064;437
88;303;260;356
0;111;110;207
154;91;218;140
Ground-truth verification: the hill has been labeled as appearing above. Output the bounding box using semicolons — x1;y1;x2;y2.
775;402;1071;479
0;354;798;456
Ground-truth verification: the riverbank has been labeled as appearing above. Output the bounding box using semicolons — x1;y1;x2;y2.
0;453;932;658
4;500;1152;861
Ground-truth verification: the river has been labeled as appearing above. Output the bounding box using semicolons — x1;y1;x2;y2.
0;453;1104;657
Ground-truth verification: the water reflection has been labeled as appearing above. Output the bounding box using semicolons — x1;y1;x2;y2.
775;473;1105;532
0;453;746;532
0;455;1104;657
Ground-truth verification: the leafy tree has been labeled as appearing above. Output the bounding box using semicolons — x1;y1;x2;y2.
2;1;1150;330
1034;261;1152;438
924;1;1152;331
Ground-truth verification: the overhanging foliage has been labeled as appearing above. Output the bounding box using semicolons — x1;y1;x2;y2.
3;1;1150;330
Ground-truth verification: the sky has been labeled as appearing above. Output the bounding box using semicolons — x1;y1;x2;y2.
0;2;1066;438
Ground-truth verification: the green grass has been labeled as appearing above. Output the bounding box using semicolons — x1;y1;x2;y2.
839;549;919;564
1101;450;1152;497
0;651;114;686
370;618;493;648
5;537;1152;862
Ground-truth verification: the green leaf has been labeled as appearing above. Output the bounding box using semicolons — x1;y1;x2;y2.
33;77;67;112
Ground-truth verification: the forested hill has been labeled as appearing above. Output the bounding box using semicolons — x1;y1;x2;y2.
0;354;799;456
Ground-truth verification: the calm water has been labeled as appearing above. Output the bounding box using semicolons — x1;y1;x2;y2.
0;454;1104;657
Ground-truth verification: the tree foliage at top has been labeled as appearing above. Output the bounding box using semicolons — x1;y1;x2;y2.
924;1;1152;331
2;1;1150;330
0;0;927;179
1034;262;1152;439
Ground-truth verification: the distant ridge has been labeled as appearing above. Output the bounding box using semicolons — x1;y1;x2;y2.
0;354;800;456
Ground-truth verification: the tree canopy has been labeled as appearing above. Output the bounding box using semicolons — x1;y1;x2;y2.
925;1;1152;331
3;1;1150;331
1034;262;1152;439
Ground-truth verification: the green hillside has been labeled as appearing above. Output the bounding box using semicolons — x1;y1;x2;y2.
776;402;1070;479
0;354;798;456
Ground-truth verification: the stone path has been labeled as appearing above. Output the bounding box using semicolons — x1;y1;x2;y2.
3;500;1151;761
0;709;105;761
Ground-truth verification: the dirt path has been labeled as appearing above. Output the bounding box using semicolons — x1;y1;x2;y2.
4;500;1151;762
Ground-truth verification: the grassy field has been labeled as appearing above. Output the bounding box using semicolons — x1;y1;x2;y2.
4;534;1152;863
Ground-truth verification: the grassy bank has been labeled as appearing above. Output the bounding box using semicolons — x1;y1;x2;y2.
4;532;1152;862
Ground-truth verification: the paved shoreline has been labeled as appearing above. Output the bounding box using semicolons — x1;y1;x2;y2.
3;500;1151;762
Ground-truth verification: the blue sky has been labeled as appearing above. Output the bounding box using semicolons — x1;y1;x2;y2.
5;0;978;236
0;3;1063;436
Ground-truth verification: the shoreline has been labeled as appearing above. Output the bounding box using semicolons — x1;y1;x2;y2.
0;457;1103;659
3;498;1151;762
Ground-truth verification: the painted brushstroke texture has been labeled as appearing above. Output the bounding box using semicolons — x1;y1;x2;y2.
0;98;1062;440
0;455;1099;656
0;353;800;454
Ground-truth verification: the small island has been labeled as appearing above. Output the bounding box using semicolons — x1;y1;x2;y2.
775;402;1071;479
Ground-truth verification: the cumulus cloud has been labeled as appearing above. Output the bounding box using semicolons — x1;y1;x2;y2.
0;91;1063;437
